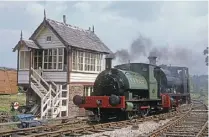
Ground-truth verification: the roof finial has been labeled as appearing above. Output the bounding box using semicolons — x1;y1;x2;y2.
20;30;23;40
44;9;46;20
92;25;94;33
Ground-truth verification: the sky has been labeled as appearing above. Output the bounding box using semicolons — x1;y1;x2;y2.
0;1;208;75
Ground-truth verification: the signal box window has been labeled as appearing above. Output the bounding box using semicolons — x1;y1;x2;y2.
46;36;51;42
84;86;93;96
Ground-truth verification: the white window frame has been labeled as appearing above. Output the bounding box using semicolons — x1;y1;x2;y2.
42;48;64;71
84;86;94;96
33;50;42;69
19;50;30;70
72;50;103;73
46;36;52;43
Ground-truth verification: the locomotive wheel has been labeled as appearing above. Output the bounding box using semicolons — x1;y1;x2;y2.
140;109;149;117
126;112;134;120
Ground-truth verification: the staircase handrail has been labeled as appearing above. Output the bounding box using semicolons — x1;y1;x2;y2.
38;67;58;93
52;88;61;107
31;67;56;95
30;82;44;98
31;67;49;87
31;75;48;93
41;85;52;119
42;90;51;106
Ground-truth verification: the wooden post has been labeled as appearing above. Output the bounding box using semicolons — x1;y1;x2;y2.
41;99;43;119
66;84;69;116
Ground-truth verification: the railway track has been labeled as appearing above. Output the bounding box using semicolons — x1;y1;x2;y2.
6;111;179;137
147;100;208;137
0;103;194;137
0;117;88;137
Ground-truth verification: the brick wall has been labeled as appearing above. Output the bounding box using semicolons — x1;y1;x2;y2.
68;84;86;116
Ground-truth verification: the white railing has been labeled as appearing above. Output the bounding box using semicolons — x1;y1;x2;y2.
37;67;58;94
31;67;57;95
31;75;48;94
30;67;69;119
41;85;52;119
52;87;61;107
30;82;44;98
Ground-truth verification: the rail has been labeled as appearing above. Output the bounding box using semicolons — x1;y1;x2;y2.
6;111;179;137
146;100;208;137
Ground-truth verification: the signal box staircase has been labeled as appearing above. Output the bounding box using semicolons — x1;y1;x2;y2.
30;67;69;119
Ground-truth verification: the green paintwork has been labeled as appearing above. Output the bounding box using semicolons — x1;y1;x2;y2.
120;70;148;90
125;102;134;111
114;63;159;100
148;66;158;99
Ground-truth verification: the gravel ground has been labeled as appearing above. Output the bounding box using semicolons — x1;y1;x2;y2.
82;119;171;137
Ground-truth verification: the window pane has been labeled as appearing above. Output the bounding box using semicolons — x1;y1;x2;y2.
34;57;37;64
73;62;76;70
38;56;42;62
34;62;37;69
44;56;48;62
48;63;52;69
58;49;63;55
52;49;57;55
44;63;48;69
58;56;62;62
53;63;57;69
44;50;48;56
53;56;57;62
38;50;42;56
47;36;51;41
58;63;62;69
38;63;42;68
19;52;24;69
97;66;101;71
49;49;52;56
49;56;52;62
25;52;30;69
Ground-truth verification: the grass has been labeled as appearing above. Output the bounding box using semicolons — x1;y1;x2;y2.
191;91;208;105
0;93;26;113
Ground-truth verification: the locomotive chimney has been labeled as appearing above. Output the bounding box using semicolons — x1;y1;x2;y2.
105;53;114;70
148;56;157;66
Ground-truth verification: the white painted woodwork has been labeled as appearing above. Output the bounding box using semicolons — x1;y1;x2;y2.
19;44;30;51
30;68;69;119
101;54;106;71
36;27;65;49
42;72;67;82
88;87;91;96
18;70;29;84
70;72;99;83
70;56;106;83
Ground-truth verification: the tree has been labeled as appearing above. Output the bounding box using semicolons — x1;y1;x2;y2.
203;47;208;66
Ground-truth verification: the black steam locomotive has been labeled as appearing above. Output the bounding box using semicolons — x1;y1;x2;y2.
73;55;191;121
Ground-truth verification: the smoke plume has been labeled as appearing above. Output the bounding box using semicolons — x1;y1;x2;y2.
114;34;152;63
130;34;152;58
114;33;205;74
115;49;131;63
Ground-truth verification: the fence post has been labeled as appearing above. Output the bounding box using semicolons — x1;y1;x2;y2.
66;84;70;117
41;99;43;119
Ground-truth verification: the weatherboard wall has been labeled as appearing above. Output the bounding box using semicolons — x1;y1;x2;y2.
36;27;65;49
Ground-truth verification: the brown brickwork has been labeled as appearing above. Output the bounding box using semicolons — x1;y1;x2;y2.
68;84;86;116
